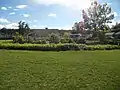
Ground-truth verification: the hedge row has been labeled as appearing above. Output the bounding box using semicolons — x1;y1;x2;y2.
0;43;120;51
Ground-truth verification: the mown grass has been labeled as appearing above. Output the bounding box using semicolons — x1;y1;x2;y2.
0;50;120;90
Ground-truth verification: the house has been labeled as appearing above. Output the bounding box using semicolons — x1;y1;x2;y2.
114;31;120;39
0;28;71;40
105;32;114;39
70;34;82;39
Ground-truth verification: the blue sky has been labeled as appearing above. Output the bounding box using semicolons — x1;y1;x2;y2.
0;0;120;29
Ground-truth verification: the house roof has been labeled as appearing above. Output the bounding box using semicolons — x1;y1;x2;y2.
31;29;71;37
105;32;114;36
115;31;120;35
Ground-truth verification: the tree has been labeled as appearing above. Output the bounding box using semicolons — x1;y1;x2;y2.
18;21;31;42
49;33;60;44
60;32;72;43
82;1;114;42
13;32;24;44
0;28;7;40
13;21;31;43
63;32;70;39
18;21;30;36
72;21;85;35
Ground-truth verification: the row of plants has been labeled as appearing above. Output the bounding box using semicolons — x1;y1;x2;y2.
0;42;120;51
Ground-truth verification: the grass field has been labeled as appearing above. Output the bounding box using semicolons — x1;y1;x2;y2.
0;50;120;90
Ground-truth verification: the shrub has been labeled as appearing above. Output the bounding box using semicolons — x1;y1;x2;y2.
13;32;25;44
60;38;75;43
0;41;120;51
49;33;60;44
74;38;86;44
27;36;35;43
60;38;68;43
35;39;47;44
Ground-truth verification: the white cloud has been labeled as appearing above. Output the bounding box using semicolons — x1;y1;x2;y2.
114;12;118;17
0;24;5;29
16;5;27;9
33;25;37;28
22;14;30;18
48;13;56;18
21;20;32;23
30;25;37;29
9;12;16;15
0;23;18;29
33;0;91;10
0;18;9;23
28;21;32;23
34;20;38;22
38;25;71;30
107;3;112;5
1;7;7;10
8;6;12;9
21;20;26;22
5;23;18;29
14;9;19;11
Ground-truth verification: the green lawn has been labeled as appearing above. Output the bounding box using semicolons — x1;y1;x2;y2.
0;50;120;90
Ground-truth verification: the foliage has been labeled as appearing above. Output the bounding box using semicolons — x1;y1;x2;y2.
13;32;25;44
82;1;114;43
35;39;47;44
75;38;86;44
83;2;114;31
63;32;70;39
60;38;75;43
18;21;30;36
72;21;85;34
0;40;120;51
49;33;60;44
60;32;74;43
12;21;32;43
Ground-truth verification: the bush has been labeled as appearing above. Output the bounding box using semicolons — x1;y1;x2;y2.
13;32;25;44
60;38;75;43
27;36;35;43
35;39;47;44
0;41;120;51
49;33;60;44
74;38;86;44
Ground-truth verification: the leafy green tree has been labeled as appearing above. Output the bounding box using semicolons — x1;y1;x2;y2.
72;22;85;34
82;1;114;43
18;21;31;42
83;1;114;31
63;32;70;39
12;21;31;43
13;32;24;44
49;33;60;44
60;32;71;43
0;28;7;39
18;21;30;36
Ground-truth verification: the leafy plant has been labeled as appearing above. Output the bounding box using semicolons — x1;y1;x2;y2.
13;32;25;44
49;33;60;44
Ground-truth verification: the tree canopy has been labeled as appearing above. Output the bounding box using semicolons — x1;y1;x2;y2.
83;1;114;32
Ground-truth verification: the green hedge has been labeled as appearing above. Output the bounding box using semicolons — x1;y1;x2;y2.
0;43;120;51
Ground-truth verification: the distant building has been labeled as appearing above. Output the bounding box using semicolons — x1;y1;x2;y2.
70;34;82;39
0;29;71;40
105;30;120;40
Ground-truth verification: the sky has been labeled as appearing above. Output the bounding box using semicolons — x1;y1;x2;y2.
0;0;120;29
